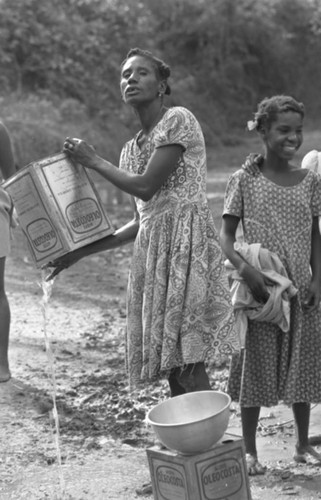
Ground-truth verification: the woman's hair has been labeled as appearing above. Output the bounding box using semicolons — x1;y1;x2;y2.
121;48;171;95
250;95;305;131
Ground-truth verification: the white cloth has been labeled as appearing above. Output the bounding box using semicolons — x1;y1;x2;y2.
225;242;298;348
301;149;321;174
301;150;321;233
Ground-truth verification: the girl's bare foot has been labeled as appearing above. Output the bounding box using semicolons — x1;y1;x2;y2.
293;444;321;464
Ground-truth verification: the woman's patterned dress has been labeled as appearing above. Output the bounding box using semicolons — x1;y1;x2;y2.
223;168;321;406
120;106;238;386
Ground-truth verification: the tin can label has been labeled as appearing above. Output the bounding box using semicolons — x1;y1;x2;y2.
199;457;243;499
155;464;187;500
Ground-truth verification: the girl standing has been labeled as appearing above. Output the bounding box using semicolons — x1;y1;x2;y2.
47;48;239;395
220;95;321;474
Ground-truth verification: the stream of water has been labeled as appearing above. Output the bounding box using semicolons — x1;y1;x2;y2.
40;271;66;498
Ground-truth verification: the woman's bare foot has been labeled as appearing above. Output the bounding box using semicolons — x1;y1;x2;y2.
293;444;321;464
246;453;266;475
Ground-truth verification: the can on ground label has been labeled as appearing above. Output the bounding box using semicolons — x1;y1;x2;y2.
147;434;252;500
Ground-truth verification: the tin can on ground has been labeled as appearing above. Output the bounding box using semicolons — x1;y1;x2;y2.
147;434;252;500
3;152;114;268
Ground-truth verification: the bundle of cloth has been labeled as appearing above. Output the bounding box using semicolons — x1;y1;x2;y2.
225;242;298;348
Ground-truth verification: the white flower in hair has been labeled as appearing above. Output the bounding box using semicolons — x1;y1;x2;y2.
247;119;257;131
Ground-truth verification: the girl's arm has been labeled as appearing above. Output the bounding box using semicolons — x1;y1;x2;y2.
220;215;246;270
64;139;183;202
303;216;321;311
220;214;270;303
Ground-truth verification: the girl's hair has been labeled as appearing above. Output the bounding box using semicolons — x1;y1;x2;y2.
121;48;171;95
250;95;305;131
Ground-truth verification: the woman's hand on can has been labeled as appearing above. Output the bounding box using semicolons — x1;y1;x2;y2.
63;137;97;169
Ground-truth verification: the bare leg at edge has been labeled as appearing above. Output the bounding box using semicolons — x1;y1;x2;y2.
0;257;11;382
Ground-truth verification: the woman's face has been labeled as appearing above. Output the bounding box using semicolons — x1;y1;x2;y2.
120;55;164;106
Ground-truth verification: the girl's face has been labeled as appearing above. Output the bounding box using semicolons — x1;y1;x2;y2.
262;111;303;160
120;55;165;106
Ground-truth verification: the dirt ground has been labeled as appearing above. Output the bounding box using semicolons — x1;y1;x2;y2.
1;205;321;500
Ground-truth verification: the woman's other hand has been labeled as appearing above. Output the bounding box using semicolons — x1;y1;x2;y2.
44;249;83;281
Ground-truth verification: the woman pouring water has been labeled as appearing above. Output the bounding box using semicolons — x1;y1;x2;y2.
47;48;239;394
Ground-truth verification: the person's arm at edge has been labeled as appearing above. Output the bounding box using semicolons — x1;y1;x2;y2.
304;216;321;311
310;216;321;280
0;122;15;180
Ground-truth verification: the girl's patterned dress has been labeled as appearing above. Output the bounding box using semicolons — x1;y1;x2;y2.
119;106;238;387
223;168;321;406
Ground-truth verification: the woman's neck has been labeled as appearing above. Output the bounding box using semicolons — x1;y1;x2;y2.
135;101;166;135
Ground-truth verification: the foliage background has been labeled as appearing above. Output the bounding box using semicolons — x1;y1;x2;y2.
0;0;321;169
